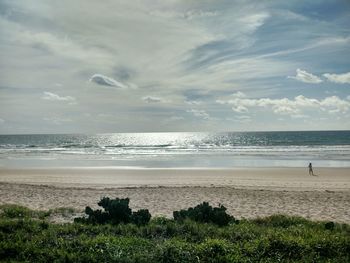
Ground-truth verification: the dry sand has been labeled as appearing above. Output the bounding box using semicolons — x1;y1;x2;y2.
0;167;349;223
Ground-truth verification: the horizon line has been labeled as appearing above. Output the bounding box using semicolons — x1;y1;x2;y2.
0;129;349;136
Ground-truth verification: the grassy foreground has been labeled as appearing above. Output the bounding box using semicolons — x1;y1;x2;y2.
0;204;349;262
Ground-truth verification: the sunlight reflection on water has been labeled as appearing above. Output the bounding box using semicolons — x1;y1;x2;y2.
1;131;350;168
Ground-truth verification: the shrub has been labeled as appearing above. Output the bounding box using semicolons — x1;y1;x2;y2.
132;209;152;226
325;221;335;230
198;239;232;262
173;202;235;226
99;197;132;224
155;239;198;262
75;197;151;226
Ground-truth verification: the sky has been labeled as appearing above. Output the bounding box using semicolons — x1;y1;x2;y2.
0;0;350;134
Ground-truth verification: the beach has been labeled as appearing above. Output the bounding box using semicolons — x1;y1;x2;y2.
1;167;349;223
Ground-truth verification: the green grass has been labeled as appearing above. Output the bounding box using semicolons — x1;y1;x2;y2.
0;204;51;220
0;204;349;262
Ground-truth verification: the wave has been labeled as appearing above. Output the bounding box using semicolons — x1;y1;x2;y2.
1;145;350;157
1;132;350;163
104;144;174;148
61;144;95;149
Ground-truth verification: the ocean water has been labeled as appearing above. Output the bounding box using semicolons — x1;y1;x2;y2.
0;131;350;168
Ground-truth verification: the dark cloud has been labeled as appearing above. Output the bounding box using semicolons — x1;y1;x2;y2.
89;74;128;88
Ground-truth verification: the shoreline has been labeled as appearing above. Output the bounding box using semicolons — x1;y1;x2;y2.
0;167;349;191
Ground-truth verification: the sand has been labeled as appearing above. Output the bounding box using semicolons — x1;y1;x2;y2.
0;167;349;223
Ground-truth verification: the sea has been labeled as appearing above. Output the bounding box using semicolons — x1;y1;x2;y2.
0;131;350;168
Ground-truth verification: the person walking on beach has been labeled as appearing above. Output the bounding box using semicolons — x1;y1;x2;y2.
308;162;314;176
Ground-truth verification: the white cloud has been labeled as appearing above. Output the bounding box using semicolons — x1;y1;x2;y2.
0;2;292;97
97;113;113;118
288;69;323;84
169;116;184;121
231;91;247;99
238;12;270;32
43;117;72;125
149;10;218;20
323;72;350;84
0;118;5;124
142;96;167;103
232;105;248;113
236;115;251;123
185;100;203;105
13;27;112;68
226;115;251;123
1;1;350;133
217;93;350;115
291;114;308;119
41;92;76;102
273;105;299;114
319;96;350;113
258;36;350;60
187;109;210;119
89;74;129;89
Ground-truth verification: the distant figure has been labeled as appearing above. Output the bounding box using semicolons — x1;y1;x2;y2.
308;163;314;176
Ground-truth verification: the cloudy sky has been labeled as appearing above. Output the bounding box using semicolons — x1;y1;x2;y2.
0;0;350;133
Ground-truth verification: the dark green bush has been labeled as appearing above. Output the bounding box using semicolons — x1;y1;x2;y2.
132;209;152;226
75;197;151;226
173;202;235;226
325;221;335;230
99;197;132;224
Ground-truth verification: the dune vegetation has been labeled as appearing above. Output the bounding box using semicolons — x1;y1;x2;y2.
0;199;349;262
